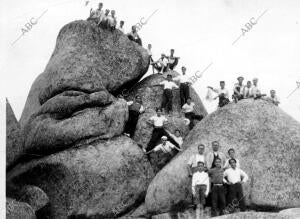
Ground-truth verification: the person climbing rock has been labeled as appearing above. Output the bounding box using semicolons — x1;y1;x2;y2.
182;97;203;130
127;26;142;46
208;81;230;108
208;158;226;216
224;148;240;170
153;74;179;114
232;76;245;103
206;141;226;169
173;66;191;107
124;95;145;138
167;49;180;70
224;158;248;213
187;144;206;177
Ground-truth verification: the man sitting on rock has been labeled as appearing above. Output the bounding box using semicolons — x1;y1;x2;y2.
98;9;110;28
192;161;209;219
88;2;104;23
188;144;206;177
250;78;266;99
145;136;182;155
208;158;226;217
232;76;245;103
117;20;125;33
167;49;180;70
124;95;145;138
223;159;248;213
153;74;179;114
166;129;183;148
146;108;179;152
173;66;191;107
152;54;169;74
127;26;142;46
267;89;280;106
182;97;204;130
107;10;117;31
208;81;230;108
243;81;252;99
224;148;240;169
206;141;226;169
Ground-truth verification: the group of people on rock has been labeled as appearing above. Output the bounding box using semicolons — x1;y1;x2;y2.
87;2;142;45
188;141;248;218
208;76;280;108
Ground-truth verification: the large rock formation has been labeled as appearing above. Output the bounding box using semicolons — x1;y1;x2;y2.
6;99;24;168
213;212;296;219
6;198;36;219
145;99;300;214
8;136;154;218
17;20;149;157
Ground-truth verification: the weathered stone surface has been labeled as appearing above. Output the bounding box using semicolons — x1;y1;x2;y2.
6;198;36;219
6;99;24;168
279;208;300;218
18;20;149;157
7;136;154;218
213;212;295;219
125;71;207;148
145;99;300;214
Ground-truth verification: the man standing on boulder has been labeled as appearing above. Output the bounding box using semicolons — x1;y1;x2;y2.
208;81;230;108
124;95;145;138
223;158;248;213
173;66;191;107
206;141;226;169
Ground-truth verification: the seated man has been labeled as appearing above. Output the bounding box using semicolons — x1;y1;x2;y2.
192;161;209;219
98;9;110;28
88;2;104;23
167;49;180;70
182;97;203;130
124;95;145;138
250;78;266;99
243;81;252;99
267;90;280;106
224;148;240;169
166;129;183;148
118;20;125;33
145;136;182;155
127;26;142;46
152;54;169;74
232;76;244;103
107;10;117;31
208;81;230;108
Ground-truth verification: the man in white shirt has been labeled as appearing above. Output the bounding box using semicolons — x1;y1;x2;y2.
88;2;104;23
182;97;204;130
99;9;110;28
167;49;180;70
224;148;240;169
166;129;183;148
250;78;266;99
152;54;169;74
146;108;178;152
208;81;230;108
243;81;252;99
127;25;142;46
206;141;226;169
146;136;182;154
173;66;191;107
124;95;145;138
107;10;117;31
224;158;248;212
154;74;179;114
117;20;125;33
192;161;209;219
187;144;206;177
267;90;280;106
232;76;245;103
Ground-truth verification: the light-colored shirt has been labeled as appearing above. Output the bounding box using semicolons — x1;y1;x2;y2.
269;95;280;105
167;132;183;147
153;141;175;153
243;86;251;98
159;81;178;90
206;151;226;169
173;75;189;83
224;158;240;169
168;56;177;64
127;101;144;113
234;83;244;95
188;154;205;168
157;57;169;67
149;115;167;127
214;88;229;99
192;171;210;196
147;49;152;56
118;26;125;33
224;168;248;184
182;102;195;113
250;85;261;97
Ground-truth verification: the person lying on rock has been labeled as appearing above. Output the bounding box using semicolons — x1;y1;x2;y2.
153;74;179;114
266;89;280;106
87;2;104;23
182;97;204;130
192;161;209;219
208;158;226;217
127;26;142;46
208;81;230;108
224;148;240;170
145;136;182;155
243;80;252;99
173;66;191;107
166;49;180;70
166;129;183;148
123;95;145;138
98;9;110;28
232;76;245;103
188;144;206;178
206;141;226;169
250;78;266;99
152;53;169;74
223;158;249;213
117;20;125;33
146;108;179;152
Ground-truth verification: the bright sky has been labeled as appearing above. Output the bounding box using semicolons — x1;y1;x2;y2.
0;0;300;215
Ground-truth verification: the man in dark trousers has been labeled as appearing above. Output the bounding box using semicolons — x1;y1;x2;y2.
208;158;226;216
124;95;145;138
173;66;191;107
127;25;142;46
182;97;203;130
224;158;249;213
167;49;180;70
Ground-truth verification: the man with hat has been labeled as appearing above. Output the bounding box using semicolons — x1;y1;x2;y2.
232;76;245;103
145;136;182;154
